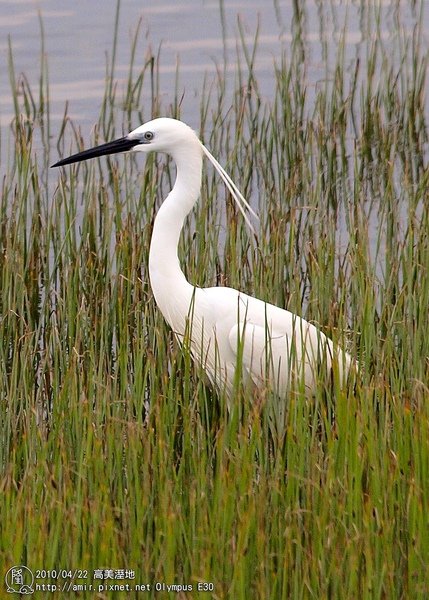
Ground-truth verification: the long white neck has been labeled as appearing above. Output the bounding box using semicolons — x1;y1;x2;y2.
148;142;203;331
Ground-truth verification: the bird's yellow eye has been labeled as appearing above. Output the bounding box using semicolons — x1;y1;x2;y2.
143;131;154;141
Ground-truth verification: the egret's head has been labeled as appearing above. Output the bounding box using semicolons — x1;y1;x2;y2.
128;118;199;155
51;116;257;232
51;117;200;168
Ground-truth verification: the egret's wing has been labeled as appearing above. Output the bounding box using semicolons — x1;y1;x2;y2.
202;287;352;394
228;319;335;394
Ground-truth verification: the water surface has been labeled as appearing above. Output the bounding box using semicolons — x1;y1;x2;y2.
1;0;426;133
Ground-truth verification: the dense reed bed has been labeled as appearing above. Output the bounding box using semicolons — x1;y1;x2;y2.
1;2;428;598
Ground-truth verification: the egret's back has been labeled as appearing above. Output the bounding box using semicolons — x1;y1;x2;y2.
179;286;352;397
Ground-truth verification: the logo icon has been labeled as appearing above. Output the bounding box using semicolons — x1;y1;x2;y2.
5;565;34;594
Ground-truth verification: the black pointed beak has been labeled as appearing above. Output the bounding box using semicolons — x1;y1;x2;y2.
51;136;141;168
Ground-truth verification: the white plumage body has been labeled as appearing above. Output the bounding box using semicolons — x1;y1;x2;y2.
153;281;351;396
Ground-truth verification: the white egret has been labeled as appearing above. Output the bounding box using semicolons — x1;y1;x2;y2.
52;117;352;396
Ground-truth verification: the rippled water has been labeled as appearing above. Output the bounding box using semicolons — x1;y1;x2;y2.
0;1;285;129
1;0;426;133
